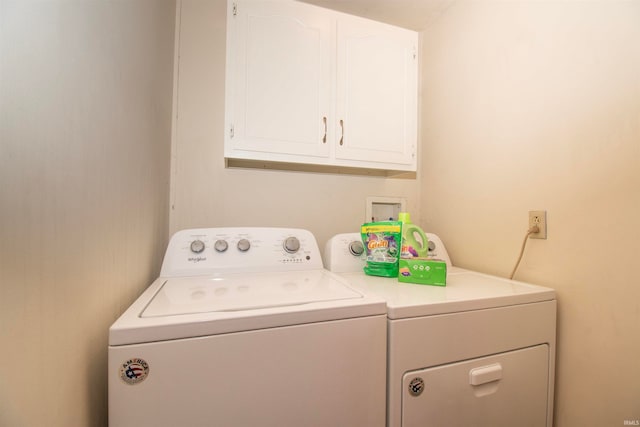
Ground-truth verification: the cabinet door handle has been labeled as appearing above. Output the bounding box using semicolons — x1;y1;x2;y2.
339;119;344;145
322;116;327;143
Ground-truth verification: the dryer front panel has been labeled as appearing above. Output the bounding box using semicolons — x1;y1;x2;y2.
401;344;549;427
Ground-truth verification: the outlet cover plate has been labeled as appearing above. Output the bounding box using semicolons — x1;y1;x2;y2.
529;210;547;239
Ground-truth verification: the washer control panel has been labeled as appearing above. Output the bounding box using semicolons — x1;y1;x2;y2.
160;227;322;277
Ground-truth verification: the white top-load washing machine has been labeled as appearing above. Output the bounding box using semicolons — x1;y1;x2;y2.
109;227;387;427
325;232;557;427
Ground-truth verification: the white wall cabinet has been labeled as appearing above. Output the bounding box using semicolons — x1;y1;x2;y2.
224;0;418;175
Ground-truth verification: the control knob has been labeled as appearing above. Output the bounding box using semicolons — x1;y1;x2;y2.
348;240;364;257
237;238;251;252
283;236;301;254
214;239;228;253
190;239;205;254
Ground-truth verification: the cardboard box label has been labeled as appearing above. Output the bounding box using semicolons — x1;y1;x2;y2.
398;259;447;286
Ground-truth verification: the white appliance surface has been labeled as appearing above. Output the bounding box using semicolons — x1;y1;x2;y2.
143;270;362;316
336;269;555;319
324;232;557;427
323;231;555;318
402;344;550;427
110;268;382;346
109;227;387;427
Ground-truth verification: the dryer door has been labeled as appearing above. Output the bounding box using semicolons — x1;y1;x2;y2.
402;345;549;427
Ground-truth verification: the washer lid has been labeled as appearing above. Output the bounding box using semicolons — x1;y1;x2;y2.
109;269;386;346
141;270;361;317
338;269;556;319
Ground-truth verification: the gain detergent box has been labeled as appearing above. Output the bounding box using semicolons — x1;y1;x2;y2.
398;259;447;286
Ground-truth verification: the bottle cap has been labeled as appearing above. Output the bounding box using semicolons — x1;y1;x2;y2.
398;212;411;223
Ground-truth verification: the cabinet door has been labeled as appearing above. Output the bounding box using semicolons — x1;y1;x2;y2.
402;345;550;427
336;16;417;168
225;0;332;160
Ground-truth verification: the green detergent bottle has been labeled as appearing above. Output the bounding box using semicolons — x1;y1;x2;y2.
398;212;429;258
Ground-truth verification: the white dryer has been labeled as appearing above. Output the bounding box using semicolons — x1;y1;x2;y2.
325;232;556;427
109;227;387;427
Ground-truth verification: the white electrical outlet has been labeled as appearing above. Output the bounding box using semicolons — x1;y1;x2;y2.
529;210;547;239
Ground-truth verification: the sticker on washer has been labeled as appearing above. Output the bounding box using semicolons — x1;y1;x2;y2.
119;358;149;385
408;377;424;396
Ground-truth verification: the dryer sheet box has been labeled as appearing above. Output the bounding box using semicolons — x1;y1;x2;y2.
398;259;447;286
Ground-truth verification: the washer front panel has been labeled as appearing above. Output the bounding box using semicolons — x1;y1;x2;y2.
109;314;387;427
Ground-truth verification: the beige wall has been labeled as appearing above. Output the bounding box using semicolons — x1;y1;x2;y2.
4;0;638;425
420;1;640;425
169;0;422;246
0;2;175;426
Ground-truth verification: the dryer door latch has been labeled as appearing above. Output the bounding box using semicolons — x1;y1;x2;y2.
469;363;503;386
